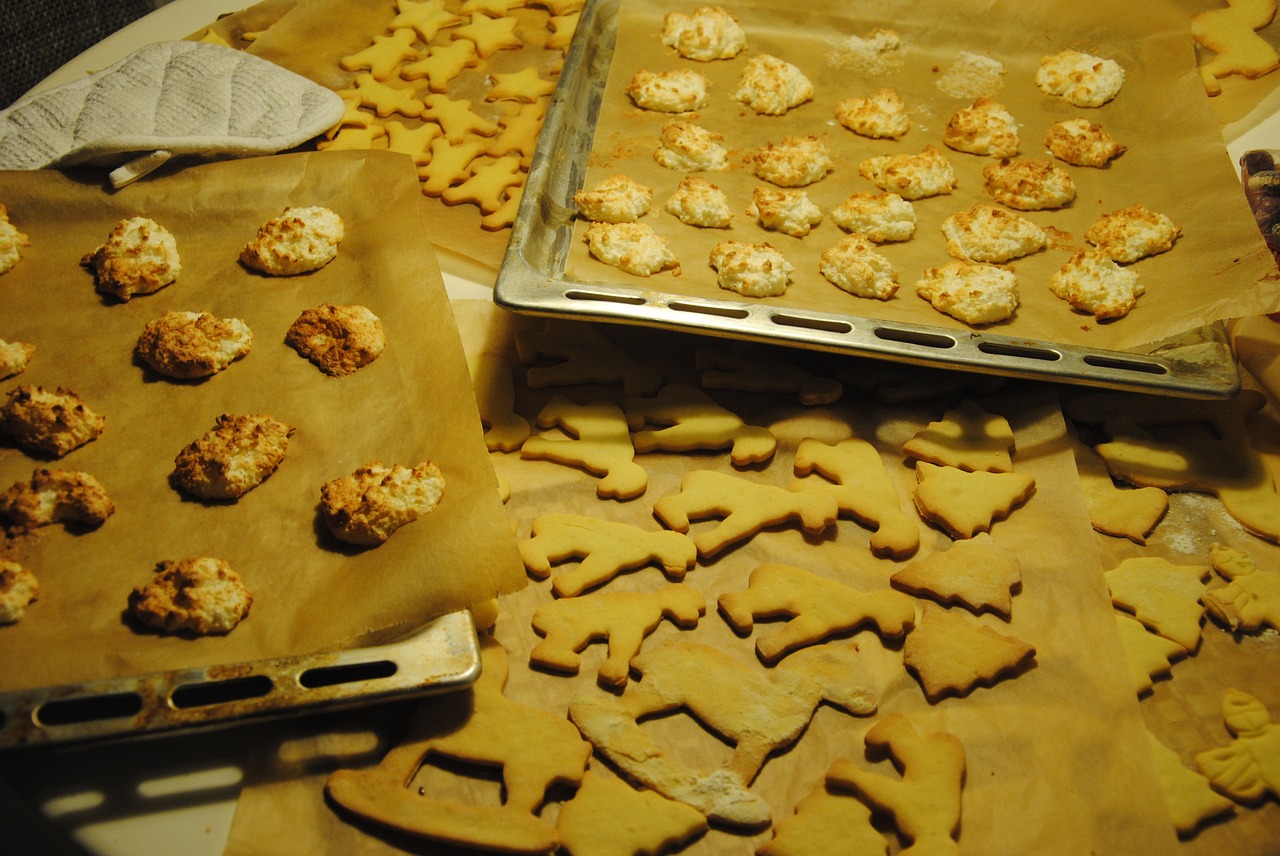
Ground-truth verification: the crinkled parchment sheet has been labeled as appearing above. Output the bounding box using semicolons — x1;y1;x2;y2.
0;151;526;693
220;300;1191;856
568;0;1280;353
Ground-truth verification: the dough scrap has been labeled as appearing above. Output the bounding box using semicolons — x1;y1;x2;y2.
1106;556;1210;652
902;602;1036;701
912;462;1036;539
890;532;1021;618
521;397;648;500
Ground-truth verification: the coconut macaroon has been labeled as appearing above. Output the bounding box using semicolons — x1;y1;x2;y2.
81;216;180;301
1049;251;1145;319
915;261;1020;325
831;191;916;242
0;385;105;459
664;176;733;228
320;460;446;546
859;146;958;200
820;234;899;300
171;414;294;502
835;88;910;139
0;204;30;276
943;97;1020;158
654;121;729;172
0;338;34;380
748;135;833;187
626;68;710;112
982;157;1076;210
573;174;654;223
1085;203;1181;263
135;311;253;380
128;557;252;636
749;187;823;237
0;468;114;530
584;221;680;276
1035;49;1125;108
0;560;39;625
1045;118;1126;168
661;6;746;61
734;53;814;115
240;206;344;276
709;240;794;297
942;204;1046;263
286;303;386;377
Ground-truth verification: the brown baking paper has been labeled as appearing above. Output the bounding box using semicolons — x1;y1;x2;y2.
222;301;1186;856
0;151;526;693
566;0;1280;354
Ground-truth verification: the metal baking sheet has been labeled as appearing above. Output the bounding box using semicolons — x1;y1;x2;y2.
494;0;1243;398
0;609;479;748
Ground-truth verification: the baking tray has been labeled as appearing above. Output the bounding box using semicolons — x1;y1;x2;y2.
494;0;1243;398
0;609;479;748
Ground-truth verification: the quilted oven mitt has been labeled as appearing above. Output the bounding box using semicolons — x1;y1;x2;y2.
0;40;344;188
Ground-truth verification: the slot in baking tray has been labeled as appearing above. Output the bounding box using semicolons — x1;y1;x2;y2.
494;0;1243;398
0;609;479;749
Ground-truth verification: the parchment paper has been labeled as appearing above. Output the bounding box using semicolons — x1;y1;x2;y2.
567;0;1280;354
223;300;1186;856
0;151;526;693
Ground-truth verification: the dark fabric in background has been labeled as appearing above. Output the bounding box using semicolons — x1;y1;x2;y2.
1;1;156;109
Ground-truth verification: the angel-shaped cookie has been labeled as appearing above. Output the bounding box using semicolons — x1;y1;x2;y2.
1195;689;1280;804
1203;542;1280;632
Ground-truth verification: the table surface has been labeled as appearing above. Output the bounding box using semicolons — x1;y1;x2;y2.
3;2;1279;854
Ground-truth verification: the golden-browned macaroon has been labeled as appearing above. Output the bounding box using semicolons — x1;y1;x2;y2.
0;204;30;276
835;88;910;140
748;186;823;237
859;146;957;200
80;216;180;301
915;261;1019;326
1049;251;1144;320
982;157;1076;210
654;120;728;172
626;68;710;112
573;174;653;223
942;97;1020;158
128;557;252;635
664;176;733;228
135;310;253;380
734;53;813;115
240;206;344;276
285;303;386;377
1035;49;1125;107
661;6;746;61
0;338;34;380
0;385;105;458
171;414;294;501
1084;203;1181;263
0;468;114;529
942;204;1046;263
584;221;681;276
320;460;446;546
709;240;794;297
819;234;899;300
0;559;39;625
748;135;833;187
831;191;916;242
1045;118;1126;167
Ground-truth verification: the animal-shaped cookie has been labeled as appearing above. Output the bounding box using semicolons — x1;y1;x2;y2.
556;771;708;856
718;563;916;664
468;349;531;452
889;532;1021;618
827;713;966;856
902;603;1036;701
326;639;592;853
757;769;887;856
1204;542;1280;632
902;399;1015;472
624;383;776;466
530;583;707;687
696;344;842;406
1191;0;1280;95
516;320;663;395
653;470;839;558
568;640;877;827
1195;689;1280;803
521;397;648;500
1106;556;1210;652
519;512;697;597
912;462;1036;539
790;436;920;559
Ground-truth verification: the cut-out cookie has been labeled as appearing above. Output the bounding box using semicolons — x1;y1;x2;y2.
718;563;916;664
903;602;1036;701
696;345;841;406
889;532;1021;618
568;640;877;827
826;713;965;856
391;0;464;42
623;383;776;466
1114;612;1186;696
1106;556;1210;652
653;470;839;558
1069;390;1280;544
340;28;419;80
902;399;1014;472
530;583;706;687
519;512;697;597
400;40;479;92
1146;730;1235;835
556;771;708;856
1203;542;1280;633
326;639;592;854
1074;440;1167;544
912;462;1036;539
1195;689;1280;804
521;397;648;500
468;349;531;452
1191;0;1280;96
791;436;919;559
757;769;887;856
516;321;663;395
